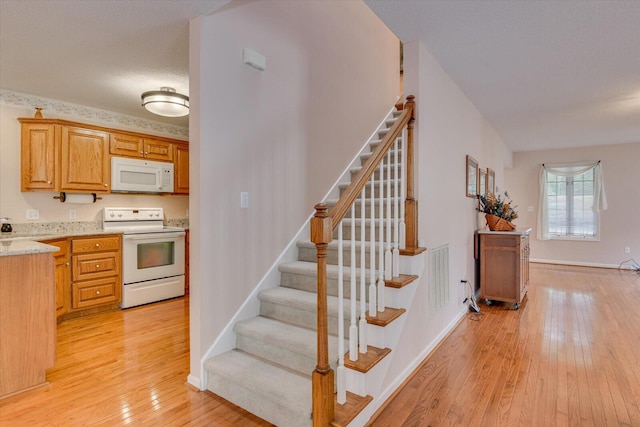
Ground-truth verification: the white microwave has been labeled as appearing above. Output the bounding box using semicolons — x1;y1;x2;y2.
111;157;174;193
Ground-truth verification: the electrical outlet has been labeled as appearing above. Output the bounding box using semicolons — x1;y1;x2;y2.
26;209;39;220
625;246;631;254
69;209;77;220
240;192;249;208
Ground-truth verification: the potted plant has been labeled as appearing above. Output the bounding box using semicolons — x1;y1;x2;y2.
477;191;518;231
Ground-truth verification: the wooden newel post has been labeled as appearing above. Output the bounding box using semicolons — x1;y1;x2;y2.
310;203;334;426
404;95;419;251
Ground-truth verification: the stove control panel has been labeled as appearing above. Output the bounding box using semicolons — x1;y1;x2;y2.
103;207;164;222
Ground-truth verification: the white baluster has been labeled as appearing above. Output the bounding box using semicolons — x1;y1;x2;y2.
369;175;377;318
349;204;357;361
385;150;392;281
378;161;386;313
392;137;400;278
359;186;367;353
337;219;346;404
399;128;407;249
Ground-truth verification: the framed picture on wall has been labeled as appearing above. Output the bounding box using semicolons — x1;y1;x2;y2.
487;168;495;194
466;155;478;198
479;168;487;198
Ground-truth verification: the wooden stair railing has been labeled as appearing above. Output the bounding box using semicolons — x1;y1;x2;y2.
310;95;417;426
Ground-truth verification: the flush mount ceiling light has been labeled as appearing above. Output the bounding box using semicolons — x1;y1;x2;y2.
141;87;189;117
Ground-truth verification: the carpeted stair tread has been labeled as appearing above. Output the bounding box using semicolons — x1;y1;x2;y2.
234;316;346;375
206;349;311;427
259;286;359;319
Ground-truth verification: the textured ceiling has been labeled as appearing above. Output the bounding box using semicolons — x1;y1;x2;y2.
0;0;230;128
1;1;638;151
365;0;640;152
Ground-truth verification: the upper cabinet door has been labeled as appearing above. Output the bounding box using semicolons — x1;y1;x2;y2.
174;143;189;194
142;138;173;161
21;123;58;191
109;133;144;158
60;126;110;193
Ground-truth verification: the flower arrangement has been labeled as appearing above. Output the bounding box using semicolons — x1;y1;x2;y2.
477;191;518;230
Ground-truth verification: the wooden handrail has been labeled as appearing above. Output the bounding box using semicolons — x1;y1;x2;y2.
329;95;414;231
311;95;417;426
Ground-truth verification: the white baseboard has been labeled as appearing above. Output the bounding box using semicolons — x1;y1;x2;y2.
530;258;626;270
187;374;202;390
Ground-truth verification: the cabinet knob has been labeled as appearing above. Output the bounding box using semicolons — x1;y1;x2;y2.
95;243;100;247
140;151;144;154
47;180;52;184
144;152;149;155
96;264;100;268
65;262;70;266
96;291;101;295
104;183;108;187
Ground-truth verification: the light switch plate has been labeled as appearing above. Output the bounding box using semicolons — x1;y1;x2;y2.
240;192;249;208
69;209;77;220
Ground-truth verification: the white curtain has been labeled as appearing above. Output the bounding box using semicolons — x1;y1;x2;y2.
537;161;608;240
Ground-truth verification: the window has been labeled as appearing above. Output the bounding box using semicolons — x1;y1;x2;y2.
537;162;607;241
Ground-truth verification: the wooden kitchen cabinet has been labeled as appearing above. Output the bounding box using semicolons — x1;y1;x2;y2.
40;238;71;318
70;235;122;310
19;117;188;195
20;123;58;191
478;229;531;310
60;126;110;193
174;143;189;194
110;133;174;161
0;252;56;398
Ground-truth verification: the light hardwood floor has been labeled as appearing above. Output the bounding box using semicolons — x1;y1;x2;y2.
369;264;640;426
1;264;638;426
0;296;272;426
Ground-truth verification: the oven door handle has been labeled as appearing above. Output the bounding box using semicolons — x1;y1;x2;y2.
124;232;185;241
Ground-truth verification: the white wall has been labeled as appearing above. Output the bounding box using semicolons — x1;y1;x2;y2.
380;40;512;390
506;142;640;267
188;0;400;385
0;103;188;224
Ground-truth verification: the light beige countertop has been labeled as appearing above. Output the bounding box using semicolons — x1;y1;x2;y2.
0;239;60;257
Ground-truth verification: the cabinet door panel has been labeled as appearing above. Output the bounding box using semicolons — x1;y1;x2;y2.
174;144;189;194
72;252;120;281
143;139;173;161
72;277;120;309
60;126;110;192
110;133;144;158
21;124;57;191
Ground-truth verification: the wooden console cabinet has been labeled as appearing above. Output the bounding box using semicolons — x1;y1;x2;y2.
477;228;531;310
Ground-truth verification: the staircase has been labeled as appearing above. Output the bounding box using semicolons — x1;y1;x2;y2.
205;97;420;426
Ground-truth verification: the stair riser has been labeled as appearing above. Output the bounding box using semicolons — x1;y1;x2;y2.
298;245;389;271
207;372;311;427
340;184;402;198
360;151;402;164
370;138;402;151
280;269;369;301
260;300;353;338
235;334;324;376
350;167;403;182
334;223;390;241
329;201;400;219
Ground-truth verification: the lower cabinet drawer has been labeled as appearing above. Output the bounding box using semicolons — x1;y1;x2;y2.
72;252;120;281
72;277;120;309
